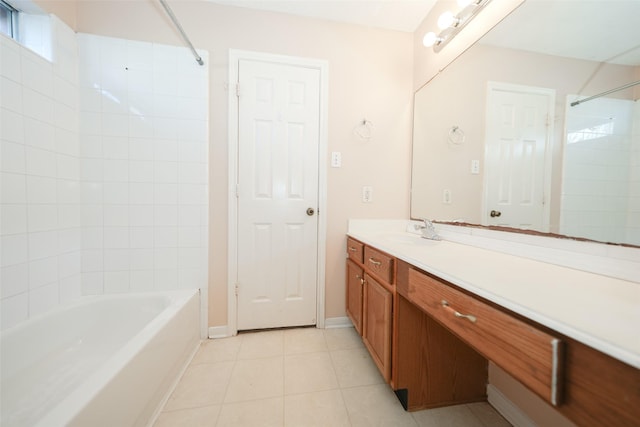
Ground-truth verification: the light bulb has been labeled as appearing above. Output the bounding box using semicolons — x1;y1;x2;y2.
437;11;456;29
423;32;438;47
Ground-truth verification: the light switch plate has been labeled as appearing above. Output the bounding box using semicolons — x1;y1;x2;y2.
471;159;480;174
362;186;373;203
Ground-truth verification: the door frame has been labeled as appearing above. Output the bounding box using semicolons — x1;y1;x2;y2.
227;49;329;336
482;81;555;232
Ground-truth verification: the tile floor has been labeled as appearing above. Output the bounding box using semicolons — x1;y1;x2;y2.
154;327;512;427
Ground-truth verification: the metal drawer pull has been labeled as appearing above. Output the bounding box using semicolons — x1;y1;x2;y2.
355;274;365;285
441;300;477;323
348;247;357;252
368;257;382;266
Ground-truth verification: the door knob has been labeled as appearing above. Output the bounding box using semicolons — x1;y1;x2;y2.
306;207;315;216
490;210;502;218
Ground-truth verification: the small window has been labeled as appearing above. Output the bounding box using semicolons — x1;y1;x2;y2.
0;0;18;39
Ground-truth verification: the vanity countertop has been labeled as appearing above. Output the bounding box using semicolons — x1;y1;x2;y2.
347;220;640;369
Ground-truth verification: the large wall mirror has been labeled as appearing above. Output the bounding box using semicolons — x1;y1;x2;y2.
411;0;640;246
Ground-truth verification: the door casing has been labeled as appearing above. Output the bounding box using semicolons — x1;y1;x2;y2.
227;49;329;336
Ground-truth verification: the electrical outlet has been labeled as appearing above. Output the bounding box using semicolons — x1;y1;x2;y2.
362;186;373;203
443;189;452;204
331;151;342;168
471;159;480;174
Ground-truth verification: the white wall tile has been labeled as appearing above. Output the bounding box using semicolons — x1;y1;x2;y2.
1;262;29;298
1;37;21;82
59;274;81;303
177;119;207;142
130;227;153;248
178;162;207;184
54;103;77;131
59;251;81;278
26;146;57;177
58;224;81;254
129;115;153;138
130;270;154;292
80;134;103;158
102;113;128;137
28;230;58;260
1;76;23;113
154;161;177;183
104;204;129;226
29;256;58;289
55;128;79;156
127;68;153;94
57;179;80;204
1;234;28;267
179;183;207;205
29;281;59;317
26;175;57;203
1;205;28;235
1;108;25;143
24;117;55;151
153;118;178;139
103;159;129;182
1;141;26;174
103;226;129;248
154;247;177;269
79;111;101;134
104;248;130;271
82;227;103;248
58;204;80;229
154;140;177;161
129;183;154;205
154;205;178;226
128;93;154;118
102;136;128;159
23;88;54;124
129;205;154;227
154;268;177;290
179;226;203;248
104;271;129;293
1;172;27;203
179;247;204;270
103;182;128;204
53;75;77;108
130;248;154;269
129;160;154;182
80;182;103;204
80;158;103;181
126;40;153;71
154;183;177;204
154;226;177;248
1;293;28;330
27;204;58;232
82;249;103;272
80;87;102;112
129;138;153;161
56;154;80;182
178;141;206;163
21;52;54;96
81;271;103;295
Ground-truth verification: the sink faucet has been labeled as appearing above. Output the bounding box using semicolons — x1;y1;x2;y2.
418;219;442;241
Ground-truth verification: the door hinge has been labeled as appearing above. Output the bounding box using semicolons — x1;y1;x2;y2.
235;184;239;198
236;83;240;98
235;283;239;296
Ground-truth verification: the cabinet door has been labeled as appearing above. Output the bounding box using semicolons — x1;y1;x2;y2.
346;259;364;335
363;273;392;382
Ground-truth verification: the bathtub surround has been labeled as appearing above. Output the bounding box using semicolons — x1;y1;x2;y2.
1;20;209;331
1;16;81;329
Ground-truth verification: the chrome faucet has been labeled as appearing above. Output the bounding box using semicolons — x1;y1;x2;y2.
418;219;442;241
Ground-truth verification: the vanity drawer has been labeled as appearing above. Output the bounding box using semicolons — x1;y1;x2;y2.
407;268;563;406
364;246;395;284
346;238;364;263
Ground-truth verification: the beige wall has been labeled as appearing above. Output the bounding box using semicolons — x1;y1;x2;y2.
36;0;414;327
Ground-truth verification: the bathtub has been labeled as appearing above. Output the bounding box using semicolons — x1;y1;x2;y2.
1;290;200;427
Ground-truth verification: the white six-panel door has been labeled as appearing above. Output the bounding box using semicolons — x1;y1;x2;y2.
484;83;554;231
235;59;321;330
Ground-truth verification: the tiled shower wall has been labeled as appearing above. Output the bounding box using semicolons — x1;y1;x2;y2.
1;17;81;329
77;34;208;296
561;96;638;244
1;22;209;330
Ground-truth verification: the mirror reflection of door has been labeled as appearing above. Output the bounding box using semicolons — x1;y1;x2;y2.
483;82;554;231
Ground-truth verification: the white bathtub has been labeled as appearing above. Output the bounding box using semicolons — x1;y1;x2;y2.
0;290;200;427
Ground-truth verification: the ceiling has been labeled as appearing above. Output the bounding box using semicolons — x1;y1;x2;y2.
206;0;438;32
480;0;640;66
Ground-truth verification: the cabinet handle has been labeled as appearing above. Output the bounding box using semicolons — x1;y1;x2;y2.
368;257;382;266
348;247;357;252
441;300;477;323
355;274;365;285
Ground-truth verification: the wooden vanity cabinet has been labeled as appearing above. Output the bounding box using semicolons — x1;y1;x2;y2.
345;237;396;383
346;259;364;335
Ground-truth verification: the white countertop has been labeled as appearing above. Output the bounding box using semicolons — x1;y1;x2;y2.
348;220;640;369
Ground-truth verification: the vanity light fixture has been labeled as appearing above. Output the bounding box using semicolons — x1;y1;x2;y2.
423;0;492;52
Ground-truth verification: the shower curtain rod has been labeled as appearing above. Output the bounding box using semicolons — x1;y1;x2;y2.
158;0;204;66
570;80;640;107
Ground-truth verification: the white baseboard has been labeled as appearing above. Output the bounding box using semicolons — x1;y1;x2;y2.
487;384;537;427
323;316;353;328
208;325;230;339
